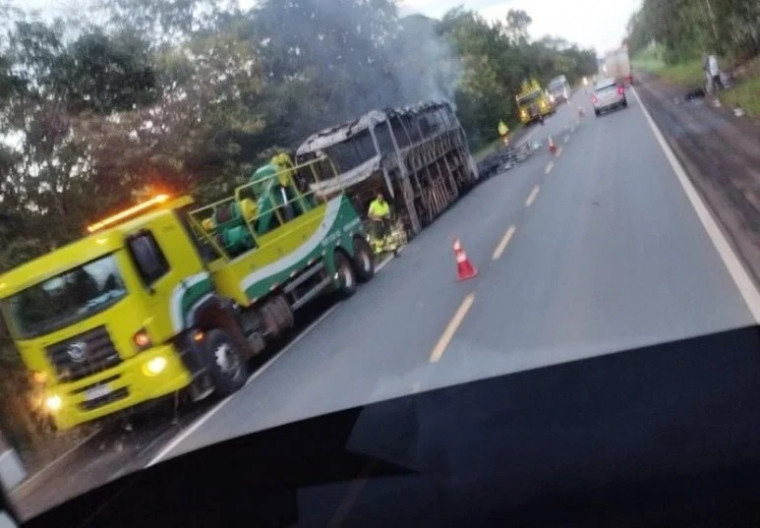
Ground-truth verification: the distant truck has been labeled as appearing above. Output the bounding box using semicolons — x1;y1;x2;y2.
546;75;571;105
601;45;633;85
515;79;553;124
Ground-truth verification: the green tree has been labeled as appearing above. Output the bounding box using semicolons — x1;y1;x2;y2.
627;0;760;63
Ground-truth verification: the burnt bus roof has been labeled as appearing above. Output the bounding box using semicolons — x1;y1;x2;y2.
296;101;455;155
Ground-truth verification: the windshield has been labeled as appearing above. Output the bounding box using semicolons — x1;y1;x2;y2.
548;82;565;93
516;91;542;105
7;255;127;339
2;0;760;524
595;80;618;92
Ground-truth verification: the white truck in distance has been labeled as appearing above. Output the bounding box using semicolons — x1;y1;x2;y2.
601;45;633;85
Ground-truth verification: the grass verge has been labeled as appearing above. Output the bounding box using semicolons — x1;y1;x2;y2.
473;123;525;162
633;47;704;87
473;138;503;162
722;76;760;116
634;45;760;116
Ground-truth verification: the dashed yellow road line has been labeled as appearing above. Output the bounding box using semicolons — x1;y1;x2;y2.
492;225;516;261
525;185;540;207
545;162;554;174
429;293;475;363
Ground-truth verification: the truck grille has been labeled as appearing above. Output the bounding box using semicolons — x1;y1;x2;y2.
46;326;122;382
79;387;129;411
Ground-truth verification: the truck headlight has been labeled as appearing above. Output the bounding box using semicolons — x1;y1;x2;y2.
142;356;167;377
45;395;63;411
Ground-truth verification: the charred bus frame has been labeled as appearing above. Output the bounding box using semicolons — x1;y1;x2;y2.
295;101;478;236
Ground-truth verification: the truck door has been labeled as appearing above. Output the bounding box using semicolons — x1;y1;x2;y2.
125;216;213;337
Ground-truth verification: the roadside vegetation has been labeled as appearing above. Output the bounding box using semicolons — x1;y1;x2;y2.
632;45;705;87
722;58;760;116
627;0;760;116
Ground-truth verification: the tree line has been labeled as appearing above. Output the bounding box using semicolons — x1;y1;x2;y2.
0;0;596;270
627;0;760;63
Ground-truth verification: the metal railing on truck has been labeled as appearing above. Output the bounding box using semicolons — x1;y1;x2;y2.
186;156;343;261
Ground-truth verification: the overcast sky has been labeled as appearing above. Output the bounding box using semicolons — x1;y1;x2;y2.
399;0;641;54
12;0;641;54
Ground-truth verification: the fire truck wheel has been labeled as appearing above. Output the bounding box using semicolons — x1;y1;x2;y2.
352;236;375;283
205;329;247;396
334;251;357;297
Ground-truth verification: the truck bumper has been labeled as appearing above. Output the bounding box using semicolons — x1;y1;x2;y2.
44;345;192;430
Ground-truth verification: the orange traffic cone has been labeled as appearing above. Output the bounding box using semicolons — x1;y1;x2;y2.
548;136;557;156
453;238;478;281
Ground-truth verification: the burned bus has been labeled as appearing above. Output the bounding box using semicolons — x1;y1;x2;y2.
295;101;478;236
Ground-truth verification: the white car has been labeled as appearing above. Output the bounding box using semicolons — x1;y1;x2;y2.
592;78;627;116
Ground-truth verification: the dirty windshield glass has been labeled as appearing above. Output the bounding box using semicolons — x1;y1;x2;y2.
2;0;760;524
7;256;127;339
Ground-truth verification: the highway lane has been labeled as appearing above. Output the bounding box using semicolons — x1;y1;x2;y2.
149;89;755;463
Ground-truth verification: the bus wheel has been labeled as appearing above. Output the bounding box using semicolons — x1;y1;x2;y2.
334;251;357;297
352;236;375;282
205;329;247;396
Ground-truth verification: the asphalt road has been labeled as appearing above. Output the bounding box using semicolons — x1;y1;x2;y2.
11;88;759;520
149;89;756;460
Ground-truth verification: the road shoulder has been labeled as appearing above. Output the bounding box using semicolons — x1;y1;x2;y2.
634;74;760;290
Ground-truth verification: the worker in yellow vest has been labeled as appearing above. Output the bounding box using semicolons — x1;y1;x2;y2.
367;192;391;243
498;120;510;146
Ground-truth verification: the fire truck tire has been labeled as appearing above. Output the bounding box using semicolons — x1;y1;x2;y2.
334;251;357;297
352;236;375;283
205;329;248;396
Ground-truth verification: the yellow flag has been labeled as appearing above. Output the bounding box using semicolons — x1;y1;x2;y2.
498;121;509;136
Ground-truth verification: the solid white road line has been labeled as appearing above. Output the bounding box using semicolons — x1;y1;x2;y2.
11;429;100;495
147;303;342;467
632;87;760;323
429;294;476;363
146;396;231;467
492;225;516;261
376;253;394;271
525;185;540;207
147;251;400;466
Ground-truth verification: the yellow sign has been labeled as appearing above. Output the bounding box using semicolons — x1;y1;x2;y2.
498;121;509;136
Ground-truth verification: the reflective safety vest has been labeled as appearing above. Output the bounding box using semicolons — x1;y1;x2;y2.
368;199;390;218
